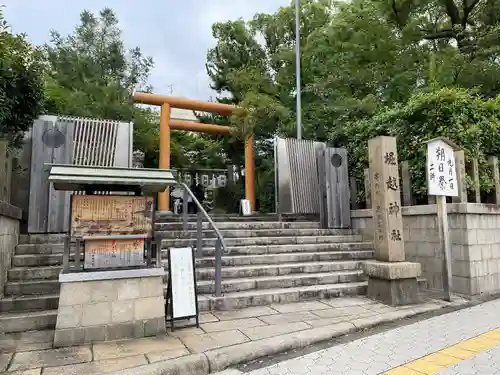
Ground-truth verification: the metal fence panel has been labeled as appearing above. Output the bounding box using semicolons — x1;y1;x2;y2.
276;138;324;214
28;116;133;233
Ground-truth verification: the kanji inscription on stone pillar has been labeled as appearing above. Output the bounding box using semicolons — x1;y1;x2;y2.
368;136;405;262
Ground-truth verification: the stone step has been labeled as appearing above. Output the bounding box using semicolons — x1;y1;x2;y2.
8;266;62;281
15;243;65;255
155;213;318;223
19;234;67;245
194;250;375;267
155;221;321;231
0;294;59;314
157;228;352;240
0;310;57;333
5;280;60;296
193;242;374;257
11;254;82;267
198;281;368;311
194;261;362;281
12;254;62;267
161;235;363;248
196;270;365;294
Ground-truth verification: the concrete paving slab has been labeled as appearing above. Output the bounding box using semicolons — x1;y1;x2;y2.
259;312;319;325
8;346;92;372
320;297;373;308
145;348;190;363
200;312;219;323
0;353;12;372
168;327;205;338
212;370;243;375
41;355;148;375
93;336;184;361
180;330;249;353
305;317;353;328
4;369;41;375
270;301;331;313
311;305;373;318
201;318;266;333
240;322;311;340
213;307;277;321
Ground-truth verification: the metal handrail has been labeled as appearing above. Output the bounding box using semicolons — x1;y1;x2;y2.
178;182;226;297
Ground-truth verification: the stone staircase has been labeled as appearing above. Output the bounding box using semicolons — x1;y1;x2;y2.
157;214;374;310
0;215;375;333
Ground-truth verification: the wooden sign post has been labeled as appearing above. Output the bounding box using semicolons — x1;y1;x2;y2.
426;137;459;302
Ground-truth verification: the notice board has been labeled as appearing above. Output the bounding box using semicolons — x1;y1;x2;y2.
71;195;154;237
84;238;145;269
167;247;198;324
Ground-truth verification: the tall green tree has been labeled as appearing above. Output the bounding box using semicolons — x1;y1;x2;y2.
206;0;500;206
44;8;158;160
0;7;45;147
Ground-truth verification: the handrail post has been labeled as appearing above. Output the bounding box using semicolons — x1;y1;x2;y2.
215;238;222;297
182;187;189;231
196;210;203;258
75;238;81;271
63;234;70;272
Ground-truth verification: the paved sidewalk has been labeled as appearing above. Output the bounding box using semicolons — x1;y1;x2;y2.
0;296;463;375
220;297;500;375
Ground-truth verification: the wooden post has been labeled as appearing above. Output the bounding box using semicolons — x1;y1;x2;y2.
159;104;171;211
364;168;371;208
400;161;412;206
426;137;459;302
350;176;358;209
453;150;467;203
489;156;500;204
437;195;452;301
472;158;481;203
244;135;256;212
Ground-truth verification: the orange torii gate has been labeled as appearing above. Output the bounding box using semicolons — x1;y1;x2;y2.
132;92;255;212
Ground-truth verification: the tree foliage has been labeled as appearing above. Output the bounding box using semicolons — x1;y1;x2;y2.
206;0;500;205
0;7;45;147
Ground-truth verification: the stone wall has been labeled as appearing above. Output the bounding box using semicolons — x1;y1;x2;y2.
54;270;166;347
0;201;21;298
352;203;500;297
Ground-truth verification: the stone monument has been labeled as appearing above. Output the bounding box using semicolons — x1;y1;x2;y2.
363;136;422;305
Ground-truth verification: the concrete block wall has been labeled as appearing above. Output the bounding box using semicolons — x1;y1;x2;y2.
54;275;166;347
0;201;21;298
352;204;500;297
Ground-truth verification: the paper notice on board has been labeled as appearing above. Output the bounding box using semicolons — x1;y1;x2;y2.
427;139;458;197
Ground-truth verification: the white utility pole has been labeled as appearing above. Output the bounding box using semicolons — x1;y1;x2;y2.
295;0;302;140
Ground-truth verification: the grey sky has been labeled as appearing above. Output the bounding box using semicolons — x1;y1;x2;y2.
2;0;288;100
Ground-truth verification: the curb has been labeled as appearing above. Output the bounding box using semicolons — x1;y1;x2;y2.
109;302;469;375
205;321;356;372
110;353;209;375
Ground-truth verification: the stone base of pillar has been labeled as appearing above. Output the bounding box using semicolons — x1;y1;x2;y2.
363;260;422;306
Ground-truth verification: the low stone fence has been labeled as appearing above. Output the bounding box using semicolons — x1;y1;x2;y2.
0;201;21;298
352;203;500;297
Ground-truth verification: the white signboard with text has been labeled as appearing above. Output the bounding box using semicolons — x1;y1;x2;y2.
427;139;458;197
169;247;197;319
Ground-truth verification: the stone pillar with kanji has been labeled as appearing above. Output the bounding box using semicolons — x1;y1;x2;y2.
363;136;422;305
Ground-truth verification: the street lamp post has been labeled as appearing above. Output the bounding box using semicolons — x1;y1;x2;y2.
295;0;302;140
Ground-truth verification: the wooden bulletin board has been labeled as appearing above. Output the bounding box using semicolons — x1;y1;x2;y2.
84;238;145;269
71;195;154;237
